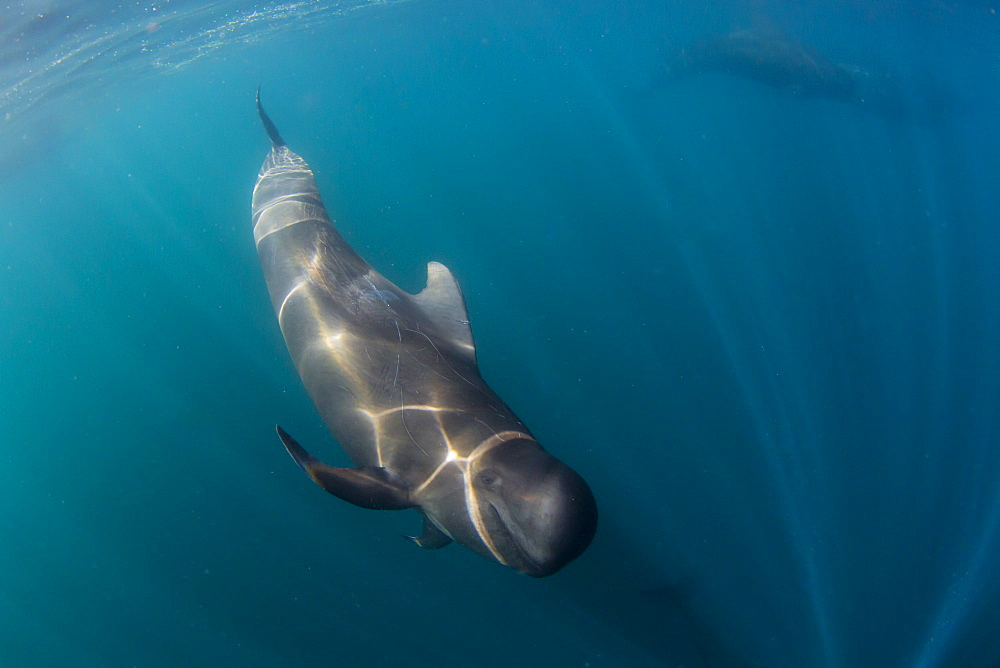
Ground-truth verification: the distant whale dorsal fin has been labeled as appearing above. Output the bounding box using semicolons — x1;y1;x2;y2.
413;261;477;364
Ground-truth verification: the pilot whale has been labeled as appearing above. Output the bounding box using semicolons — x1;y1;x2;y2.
662;30;858;100
251;92;597;577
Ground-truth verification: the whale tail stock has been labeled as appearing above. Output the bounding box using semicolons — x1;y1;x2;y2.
255;86;286;148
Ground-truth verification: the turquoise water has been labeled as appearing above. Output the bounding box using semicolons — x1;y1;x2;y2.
2;1;999;665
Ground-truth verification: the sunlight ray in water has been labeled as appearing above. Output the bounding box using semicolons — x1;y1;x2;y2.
569;57;843;664
915;459;1000;667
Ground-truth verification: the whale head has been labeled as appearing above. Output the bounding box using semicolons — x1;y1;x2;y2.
467;438;597;577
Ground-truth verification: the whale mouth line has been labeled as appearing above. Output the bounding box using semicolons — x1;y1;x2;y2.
489;503;542;574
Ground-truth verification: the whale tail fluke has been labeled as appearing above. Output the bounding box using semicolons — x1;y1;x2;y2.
256;86;286;148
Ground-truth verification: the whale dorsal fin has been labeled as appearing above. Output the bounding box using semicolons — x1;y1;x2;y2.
412;261;477;365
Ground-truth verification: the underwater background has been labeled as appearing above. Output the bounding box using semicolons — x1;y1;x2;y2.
2;0;999;665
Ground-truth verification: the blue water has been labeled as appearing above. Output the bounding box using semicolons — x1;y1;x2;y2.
2;1;999;665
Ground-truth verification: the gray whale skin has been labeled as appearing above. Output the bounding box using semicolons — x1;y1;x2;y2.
251;91;597;577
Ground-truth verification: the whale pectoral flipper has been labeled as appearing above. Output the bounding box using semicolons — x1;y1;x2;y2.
276;426;413;511
405;516;453;550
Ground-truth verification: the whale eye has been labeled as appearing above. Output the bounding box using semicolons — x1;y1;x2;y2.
478;470;498;487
